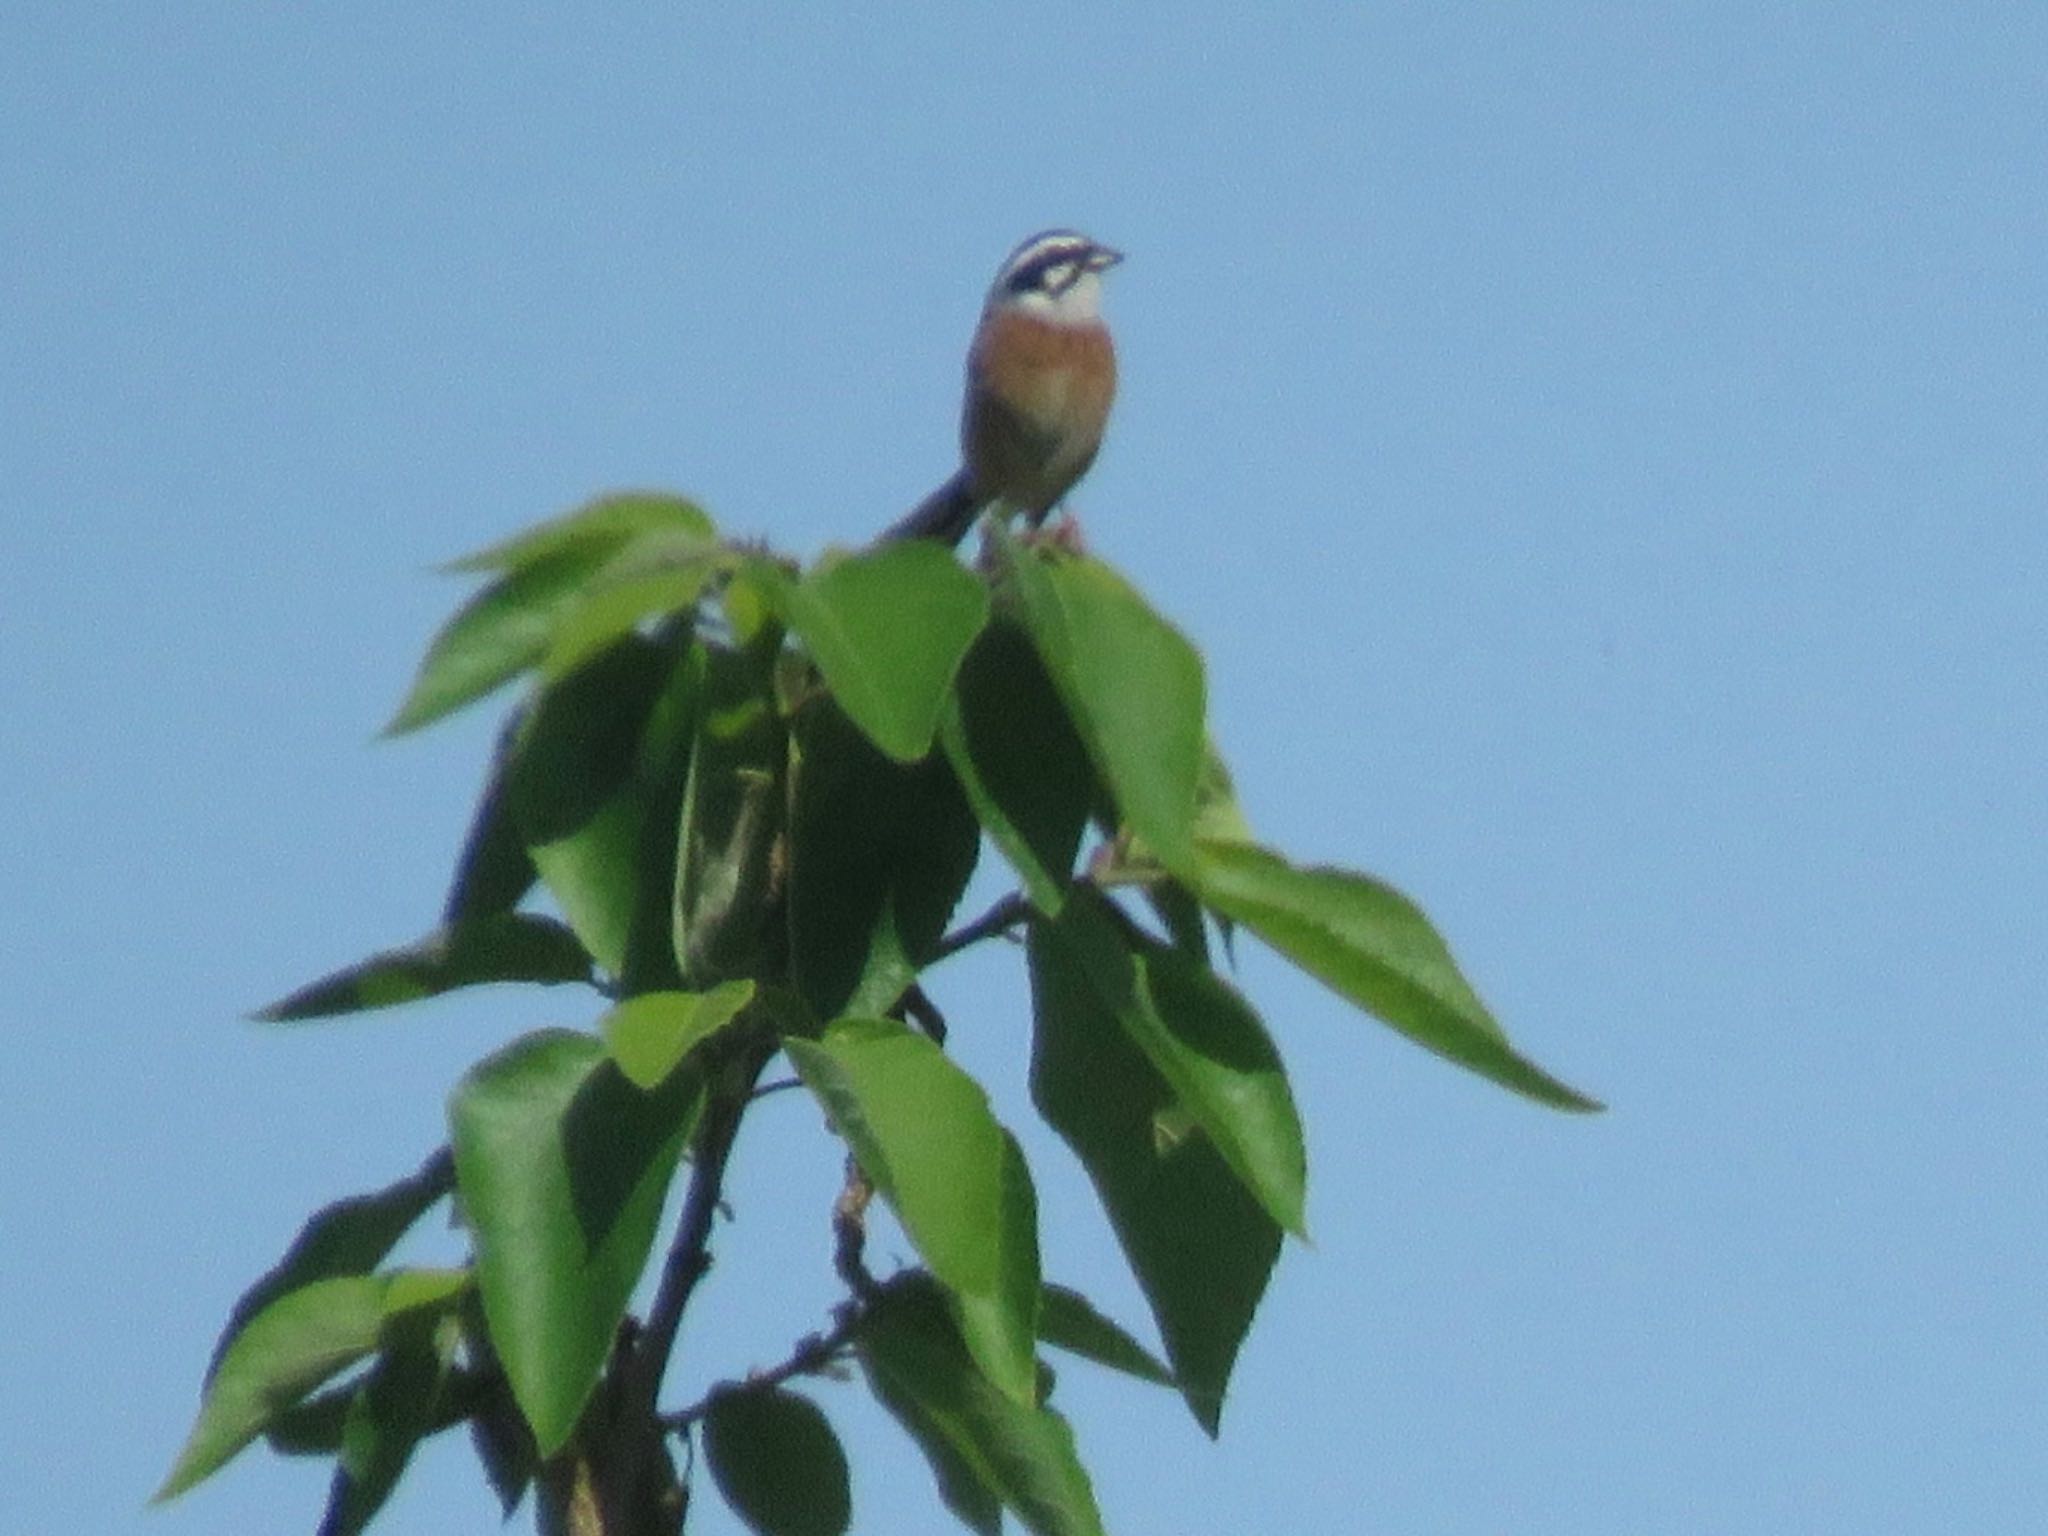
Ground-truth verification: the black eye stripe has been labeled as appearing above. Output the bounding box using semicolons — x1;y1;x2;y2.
1005;246;1089;295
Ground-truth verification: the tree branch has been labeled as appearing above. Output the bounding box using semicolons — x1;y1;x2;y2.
631;1082;748;1417
931;891;1030;964
659;1302;866;1433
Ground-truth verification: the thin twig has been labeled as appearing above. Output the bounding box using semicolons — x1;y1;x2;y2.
632;1090;745;1410
608;1046;768;1507
930;890;1031;964
660;1303;867;1432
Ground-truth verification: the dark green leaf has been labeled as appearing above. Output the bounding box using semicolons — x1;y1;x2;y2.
460;1298;539;1519
448;1029;704;1455
507;636;703;986
673;641;788;987
702;1388;852;1536
316;1311;458;1536
445;493;716;575
160;1275;389;1501
766;543;990;762
209;1149;453;1381
442;709;540;922
1046;893;1306;1236
863;1348;1001;1536
1143;879;1211;964
1190;840;1603;1112
265;1383;355;1456
266;1365;486;1457
1028;910;1282;1435
859;1278;1104;1536
789;699;980;1020
599;982;756;1091
1192;738;1254;846
787;1020;1040;1405
939;619;1096;914
998;536;1205;875
253;915;593;1022
1037;1285;1174;1388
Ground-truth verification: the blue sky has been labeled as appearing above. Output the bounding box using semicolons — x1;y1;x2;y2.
6;5;2043;1532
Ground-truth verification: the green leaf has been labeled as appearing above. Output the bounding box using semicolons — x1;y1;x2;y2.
702;1388;853;1536
442;710;540;922
1192;738;1254;846
253;915;593;1021
939;619;1096;915
448;1029;704;1455
673;641;787;987
208;1149;454;1382
766;543;990;762
863;1349;1002;1536
998;536;1205;875
787;1020;1040;1405
1028;910;1282;1435
860;1278;1104;1536
788;699;980;1020
159;1276;388;1501
316;1310;459;1536
445;492;716;575
541;533;722;683
1037;1285;1174;1388
599;982;756;1090
508;636;704;986
1190;840;1603;1112
265;1383;356;1456
1045;893;1306;1236
386;547;613;736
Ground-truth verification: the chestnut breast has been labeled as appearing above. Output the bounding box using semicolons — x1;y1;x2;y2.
963;306;1118;516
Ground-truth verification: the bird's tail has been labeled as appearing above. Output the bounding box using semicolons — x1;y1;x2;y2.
883;469;987;547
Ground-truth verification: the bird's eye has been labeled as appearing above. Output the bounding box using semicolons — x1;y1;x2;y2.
1008;251;1082;296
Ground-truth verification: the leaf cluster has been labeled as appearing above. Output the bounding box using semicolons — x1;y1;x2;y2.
163;494;1597;1536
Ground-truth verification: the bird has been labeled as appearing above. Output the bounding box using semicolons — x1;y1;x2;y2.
885;229;1122;546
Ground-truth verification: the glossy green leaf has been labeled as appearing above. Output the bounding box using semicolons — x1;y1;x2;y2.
939;619;1096;914
160;1270;451;1502
253;915;593;1021
1190;840;1603;1112
767;543;990;762
1028;912;1281;1435
999;536;1205;875
508;637;703;986
317;1310;458;1536
1046;893;1306;1235
1037;1285;1173;1388
209;1149;453;1381
448;1029;704;1455
599;982;756;1090
445;492;716;575
787;1019;1040;1405
703;1388;852;1536
859;1279;1104;1536
789;700;980;1020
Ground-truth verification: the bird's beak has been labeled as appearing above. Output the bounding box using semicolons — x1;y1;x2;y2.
1087;244;1124;272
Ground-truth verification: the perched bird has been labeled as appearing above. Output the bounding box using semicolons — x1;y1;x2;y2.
886;229;1122;546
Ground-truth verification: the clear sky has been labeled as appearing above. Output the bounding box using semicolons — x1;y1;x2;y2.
6;5;2043;1533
